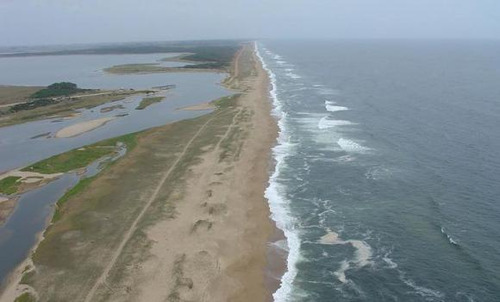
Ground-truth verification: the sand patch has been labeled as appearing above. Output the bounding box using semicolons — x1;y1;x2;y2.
0;170;62;181
55;117;115;138
178;102;214;111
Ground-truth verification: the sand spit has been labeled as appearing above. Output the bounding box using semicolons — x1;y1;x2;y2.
123;45;277;302
1;43;278;302
178;102;214;111
55;117;115;138
0;170;62;182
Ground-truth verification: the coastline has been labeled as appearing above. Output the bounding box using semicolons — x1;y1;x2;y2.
0;43;281;301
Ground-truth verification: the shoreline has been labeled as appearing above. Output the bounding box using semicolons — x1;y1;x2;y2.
0;42;281;301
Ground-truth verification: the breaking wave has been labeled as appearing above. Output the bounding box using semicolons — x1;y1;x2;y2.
256;43;300;302
325;101;349;112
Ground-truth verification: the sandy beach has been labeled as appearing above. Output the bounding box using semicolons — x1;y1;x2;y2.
123;44;278;302
0;43;278;302
55;117;115;138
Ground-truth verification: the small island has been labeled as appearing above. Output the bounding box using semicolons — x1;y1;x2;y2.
135;96;165;110
104;47;237;74
0;82;150;127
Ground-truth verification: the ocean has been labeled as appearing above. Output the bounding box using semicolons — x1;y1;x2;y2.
257;40;500;301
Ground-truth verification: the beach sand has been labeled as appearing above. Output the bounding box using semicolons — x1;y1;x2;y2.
123;44;278;302
178;102;214;111
55;117;115;138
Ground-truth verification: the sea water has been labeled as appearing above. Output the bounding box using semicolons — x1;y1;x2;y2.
257;40;500;301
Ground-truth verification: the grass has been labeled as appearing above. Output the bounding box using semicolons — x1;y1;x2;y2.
22;133;137;174
20;270;35;285
103;45;239;75
0;85;44;106
104;64;173;74
0;176;21;195
51;175;96;223
212;94;240;109
182;62;226;69
136;96;165;110
22;147;113;175
14;292;36;302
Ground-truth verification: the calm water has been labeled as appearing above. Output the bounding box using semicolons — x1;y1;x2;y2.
259;40;500;301
0;146;127;284
0;53;229;172
0;53;191;88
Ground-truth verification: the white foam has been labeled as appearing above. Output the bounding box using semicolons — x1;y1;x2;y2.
319;229;373;283
401;275;445;299
382;253;398;269
318;117;353;129
286;72;301;79
272;239;290;252
317;87;338;95
365;167;394;180
325;102;349;112
333;155;356;163
441;227;459;246
337;138;370;153
256;43;300;302
283;68;301;79
334;260;350;283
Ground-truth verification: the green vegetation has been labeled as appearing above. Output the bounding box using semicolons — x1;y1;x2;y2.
0;176;21;195
212;94;241;109
22;133;137;174
181;46;239;66
104;63;172;74
6;82;92;113
14;292;36;302
182;62;226;70
0;90;144;128
20;270;35;285
136;96;164;110
30;82;85;99
51;175;96;222
102;43;239;74
23;147;113;174
9;98;56;113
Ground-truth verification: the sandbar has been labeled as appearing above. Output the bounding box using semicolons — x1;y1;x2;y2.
55;117;115;138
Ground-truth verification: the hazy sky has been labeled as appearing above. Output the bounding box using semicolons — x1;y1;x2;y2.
1;0;500;46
